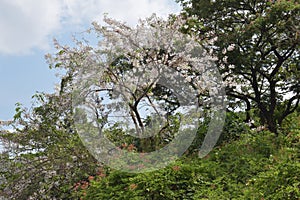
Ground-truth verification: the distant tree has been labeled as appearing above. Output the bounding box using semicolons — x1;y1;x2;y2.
178;0;300;134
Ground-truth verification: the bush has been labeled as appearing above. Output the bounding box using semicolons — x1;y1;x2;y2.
74;117;300;199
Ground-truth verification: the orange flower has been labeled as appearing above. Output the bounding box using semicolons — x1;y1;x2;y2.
73;182;81;191
127;144;135;151
98;173;106;178
172;165;181;171
80;181;89;189
129;183;138;190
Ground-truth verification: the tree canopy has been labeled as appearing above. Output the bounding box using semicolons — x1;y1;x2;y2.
47;14;225;171
178;0;300;133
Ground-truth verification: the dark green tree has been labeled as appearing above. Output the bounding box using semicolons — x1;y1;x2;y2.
178;0;300;134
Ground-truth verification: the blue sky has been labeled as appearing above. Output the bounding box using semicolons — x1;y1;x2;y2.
0;0;181;121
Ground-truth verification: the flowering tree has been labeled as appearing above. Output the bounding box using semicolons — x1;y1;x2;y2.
178;0;300;134
47;14;225;171
0;13;226;198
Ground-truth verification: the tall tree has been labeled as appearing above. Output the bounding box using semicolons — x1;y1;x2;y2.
178;0;300;133
47;14;224;156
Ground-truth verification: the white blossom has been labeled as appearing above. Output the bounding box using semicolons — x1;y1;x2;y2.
45;14;223;142
222;48;227;55
222;56;228;63
185;76;192;82
227;44;235;51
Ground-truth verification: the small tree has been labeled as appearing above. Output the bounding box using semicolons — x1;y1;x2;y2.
178;0;300;133
0;93;98;199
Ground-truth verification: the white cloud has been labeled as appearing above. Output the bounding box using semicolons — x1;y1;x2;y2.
62;0;181;26
0;0;181;55
0;0;62;55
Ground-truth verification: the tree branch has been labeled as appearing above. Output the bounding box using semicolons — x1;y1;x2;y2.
279;94;300;125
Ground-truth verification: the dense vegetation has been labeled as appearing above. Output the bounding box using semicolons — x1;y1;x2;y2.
0;0;299;199
1;102;299;199
71;112;300;200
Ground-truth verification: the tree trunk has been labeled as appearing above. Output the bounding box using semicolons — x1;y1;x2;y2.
266;115;278;135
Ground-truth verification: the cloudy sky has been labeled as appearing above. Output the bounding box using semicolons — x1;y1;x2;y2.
0;0;181;120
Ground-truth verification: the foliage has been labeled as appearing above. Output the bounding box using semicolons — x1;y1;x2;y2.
187;111;250;154
75;121;300;199
177;0;300;133
0;93;98;199
216;111;250;145
1;3;299;198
